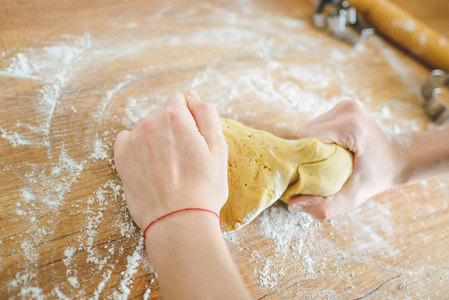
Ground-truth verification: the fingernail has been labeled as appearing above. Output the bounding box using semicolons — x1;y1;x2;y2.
186;89;199;99
289;203;304;212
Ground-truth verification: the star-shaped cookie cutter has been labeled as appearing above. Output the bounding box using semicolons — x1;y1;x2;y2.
421;70;449;126
313;0;374;46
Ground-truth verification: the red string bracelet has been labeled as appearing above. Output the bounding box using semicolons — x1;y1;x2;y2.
143;208;222;239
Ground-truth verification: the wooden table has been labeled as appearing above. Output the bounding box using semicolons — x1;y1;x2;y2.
1;0;448;298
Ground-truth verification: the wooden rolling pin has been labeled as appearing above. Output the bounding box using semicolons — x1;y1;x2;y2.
346;0;449;72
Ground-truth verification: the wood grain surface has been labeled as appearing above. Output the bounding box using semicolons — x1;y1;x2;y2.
1;0;448;299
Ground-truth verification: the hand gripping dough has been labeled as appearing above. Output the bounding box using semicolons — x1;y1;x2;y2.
220;119;353;231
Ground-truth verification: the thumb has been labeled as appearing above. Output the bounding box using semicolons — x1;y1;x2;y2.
288;195;326;213
288;194;336;220
295;123;334;144
114;130;131;154
184;89;226;155
114;130;131;172
288;181;359;220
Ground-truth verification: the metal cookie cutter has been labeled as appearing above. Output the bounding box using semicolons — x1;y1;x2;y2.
313;0;374;46
421;69;449;126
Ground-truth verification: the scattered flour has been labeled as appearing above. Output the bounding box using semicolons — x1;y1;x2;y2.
18;286;45;299
97;76;134;124
67;276;79;288
21;190;36;203
113;238;145;299
22;147;84;209
143;288;152;300
0;127;32;147
91;139;110;161
63;247;76;266
123;97;158;126
93;270;112;299
53;287;71;300
1;35;93;151
371;37;420;93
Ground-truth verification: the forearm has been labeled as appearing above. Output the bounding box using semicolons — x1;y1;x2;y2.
397;127;449;185
146;211;251;300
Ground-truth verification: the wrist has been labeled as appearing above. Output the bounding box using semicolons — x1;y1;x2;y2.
392;128;449;186
145;206;251;300
143;207;221;240
145;209;223;253
392;139;413;186
136;194;223;233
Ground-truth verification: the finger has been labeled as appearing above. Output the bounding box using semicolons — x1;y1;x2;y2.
296;99;360;139
114;129;131;171
295;107;343;139
299;108;339;129
114;130;131;153
296;119;349;145
289;194;337;220
289;182;358;220
289;194;339;220
184;89;226;154
164;92;188;108
163;92;196;126
296;121;336;141
160;92;200;137
298;99;352;129
288;195;325;212
297;117;361;152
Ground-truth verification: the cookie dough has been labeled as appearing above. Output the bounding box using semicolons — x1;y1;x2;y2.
220;118;353;231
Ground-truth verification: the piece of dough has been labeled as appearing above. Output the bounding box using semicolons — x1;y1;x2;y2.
220;118;353;231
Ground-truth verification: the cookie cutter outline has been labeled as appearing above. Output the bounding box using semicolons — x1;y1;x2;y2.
421;69;449;126
313;0;374;46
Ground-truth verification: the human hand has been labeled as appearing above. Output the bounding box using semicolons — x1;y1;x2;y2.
288;100;404;219
113;90;228;230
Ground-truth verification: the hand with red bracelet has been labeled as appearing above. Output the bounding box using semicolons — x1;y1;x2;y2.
288;100;449;219
114;91;228;232
114;90;251;300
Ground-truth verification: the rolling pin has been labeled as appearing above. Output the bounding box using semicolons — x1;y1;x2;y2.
346;0;449;72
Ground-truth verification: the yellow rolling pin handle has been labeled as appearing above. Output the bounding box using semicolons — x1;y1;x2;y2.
346;0;449;72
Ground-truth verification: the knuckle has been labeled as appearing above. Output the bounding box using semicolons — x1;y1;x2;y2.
308;198;335;220
169;92;184;101
119;133;137;154
312;208;331;220
338;135;357;150
198;101;216;114
162;107;181;124
340;99;364;113
345;115;362;130
321;207;333;220
345;115;367;137
115;130;128;143
139;115;155;131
